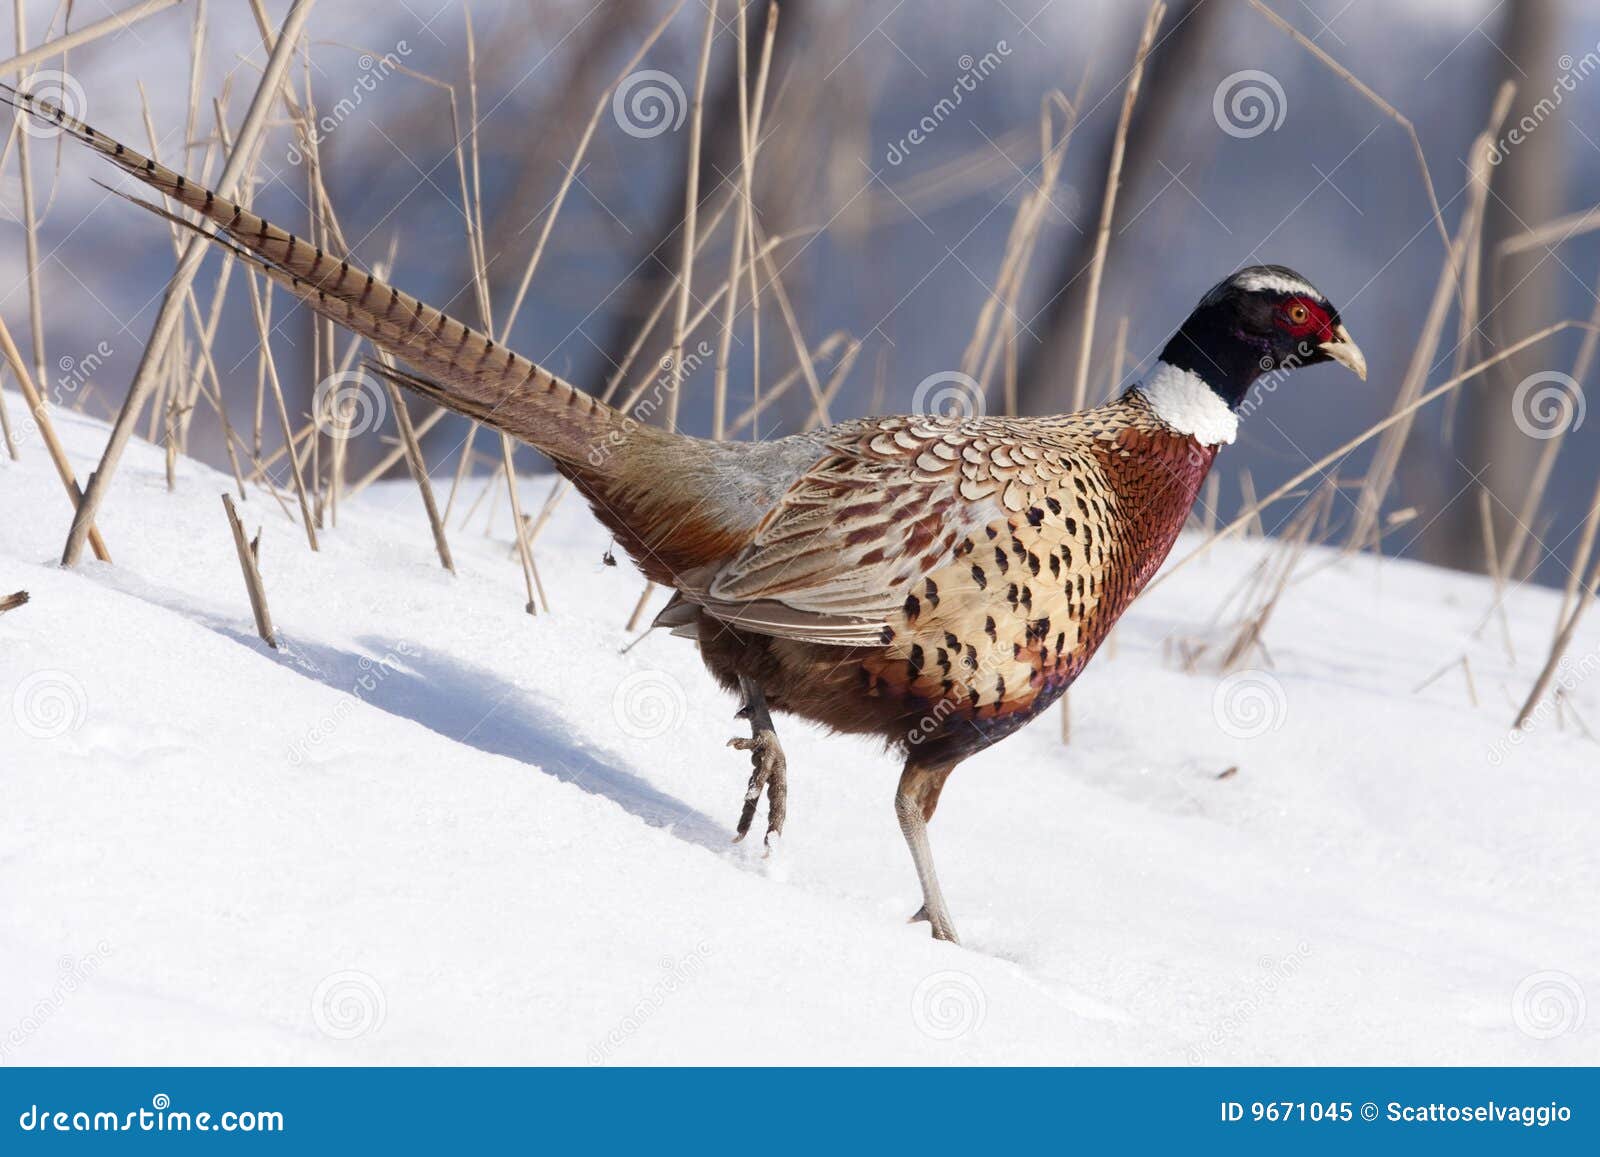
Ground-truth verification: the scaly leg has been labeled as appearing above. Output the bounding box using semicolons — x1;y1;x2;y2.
897;758;961;943
729;674;787;853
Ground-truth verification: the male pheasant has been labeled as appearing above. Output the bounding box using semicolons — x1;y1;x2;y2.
7;87;1367;943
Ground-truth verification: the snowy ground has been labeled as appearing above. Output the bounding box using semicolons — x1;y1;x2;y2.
2;394;1597;1065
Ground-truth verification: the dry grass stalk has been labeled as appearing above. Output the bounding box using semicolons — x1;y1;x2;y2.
498;0;686;340
1247;0;1458;272
1102;314;1129;404
221;493;277;649
1475;485;1516;661
0;0;180;78
1410;655;1478;707
1497;204;1600;258
375;348;455;574
1218;483;1334;672
11;0;48;393
1499;259;1600;580
966;92;1079;411
1070;1;1164;412
662;0;720;433
1515;550;1600;730
711;0;755;440
1344;86;1511;553
0;314;112;561
802;337;864;432
1238;469;1265;538
726;331;850;436
245;271;319;551
0;382;15;460
754;229;831;426
60;0;320;568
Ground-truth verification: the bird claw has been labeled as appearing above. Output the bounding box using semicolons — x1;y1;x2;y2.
729;725;786;855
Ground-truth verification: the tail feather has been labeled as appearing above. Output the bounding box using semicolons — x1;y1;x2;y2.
1;81;639;475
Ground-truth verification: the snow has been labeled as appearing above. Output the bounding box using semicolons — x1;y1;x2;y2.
2;393;1597;1065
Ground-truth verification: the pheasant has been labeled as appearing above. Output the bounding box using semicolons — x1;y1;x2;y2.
7;87;1367;943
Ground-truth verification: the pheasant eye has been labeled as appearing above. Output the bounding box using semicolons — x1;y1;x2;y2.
1286;303;1310;325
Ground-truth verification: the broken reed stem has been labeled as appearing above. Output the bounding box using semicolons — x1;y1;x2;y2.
1156;320;1593;592
222;493;277;648
0;315;112;561
625;581;656;632
1070;1;1163;412
663;0;719;431
60;0;320;568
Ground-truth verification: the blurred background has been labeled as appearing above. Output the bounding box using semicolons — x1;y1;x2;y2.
5;0;1599;586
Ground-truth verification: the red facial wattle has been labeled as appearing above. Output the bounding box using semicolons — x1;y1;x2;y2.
1273;299;1337;344
1281;297;1336;343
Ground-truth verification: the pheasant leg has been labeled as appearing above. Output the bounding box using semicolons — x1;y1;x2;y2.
897;759;960;943
729;675;787;853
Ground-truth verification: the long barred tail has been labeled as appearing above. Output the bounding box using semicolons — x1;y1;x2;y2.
0;81;643;475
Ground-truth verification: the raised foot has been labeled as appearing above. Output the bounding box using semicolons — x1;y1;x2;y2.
907;904;961;944
728;728;786;855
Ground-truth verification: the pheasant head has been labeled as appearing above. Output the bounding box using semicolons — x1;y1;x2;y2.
1142;265;1367;446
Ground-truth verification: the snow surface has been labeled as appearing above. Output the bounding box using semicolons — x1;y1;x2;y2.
2;394;1597;1065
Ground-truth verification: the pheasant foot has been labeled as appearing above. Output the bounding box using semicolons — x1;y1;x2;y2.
729;676;787;854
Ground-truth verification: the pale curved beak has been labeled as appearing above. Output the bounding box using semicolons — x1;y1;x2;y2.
1318;324;1367;381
